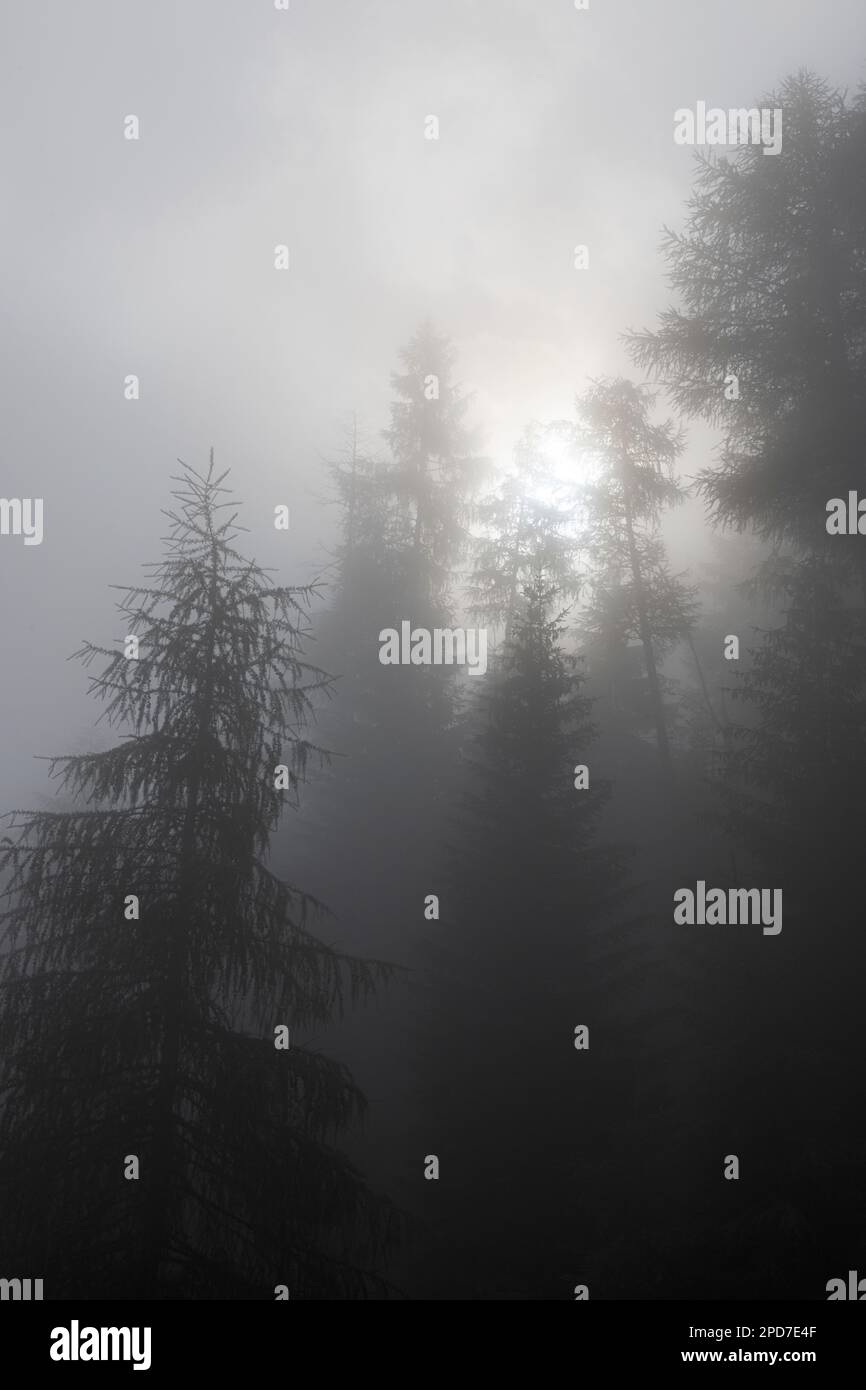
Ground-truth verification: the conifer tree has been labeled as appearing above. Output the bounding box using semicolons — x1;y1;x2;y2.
716;552;866;897
291;331;487;1289
626;79;866;1288
572;378;696;787
324;413;394;577
315;414;403;682
467;422;580;643
383;319;487;612
410;455;629;1295
0;457;396;1300
626;72;866;576
622;65;866;879
306;324;487;914
414;573;618;1296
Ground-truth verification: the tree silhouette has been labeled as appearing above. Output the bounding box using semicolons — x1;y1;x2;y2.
306;326;487;917
572;378;696;788
627;71;866;577
413;572;619;1297
0;456;397;1299
626;70;866;1292
467;422;580;644
383;320;488;607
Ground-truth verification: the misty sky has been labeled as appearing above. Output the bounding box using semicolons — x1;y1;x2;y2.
2;0;865;803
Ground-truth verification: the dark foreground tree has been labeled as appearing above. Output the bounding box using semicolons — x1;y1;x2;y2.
625;78;866;1289
0;456;397;1299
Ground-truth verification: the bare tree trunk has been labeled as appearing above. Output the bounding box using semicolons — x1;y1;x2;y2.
623;491;675;789
685;629;727;738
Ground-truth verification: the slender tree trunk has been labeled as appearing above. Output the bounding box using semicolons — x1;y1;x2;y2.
685;629;731;781
623;490;675;788
685;630;728;738
504;496;526;645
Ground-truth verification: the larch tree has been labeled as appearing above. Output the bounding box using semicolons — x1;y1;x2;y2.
622;65;866;898
572;378;696;789
626;71;866;580
626;71;866;1293
383;319;488;613
305;325;485;914
467;421;580;645
293;331;488;1287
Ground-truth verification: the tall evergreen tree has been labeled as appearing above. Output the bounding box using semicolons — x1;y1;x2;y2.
626;71;866;577
383;319;487;613
0;457;396;1299
572;378;696;787
409;452;634;1296
715;552;866;898
622;61;866;908
305;324;488;915
305;326;486;925
625;73;866;1292
323;413;397;582
292;329;487;1289
676;533;763;783
467;422;580;644
315;413;403;680
414;573;618;1297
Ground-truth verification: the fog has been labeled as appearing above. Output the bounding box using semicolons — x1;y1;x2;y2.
2;0;866;1304
2;0;861;801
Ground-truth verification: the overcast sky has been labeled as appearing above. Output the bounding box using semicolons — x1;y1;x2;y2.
2;0;865;802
